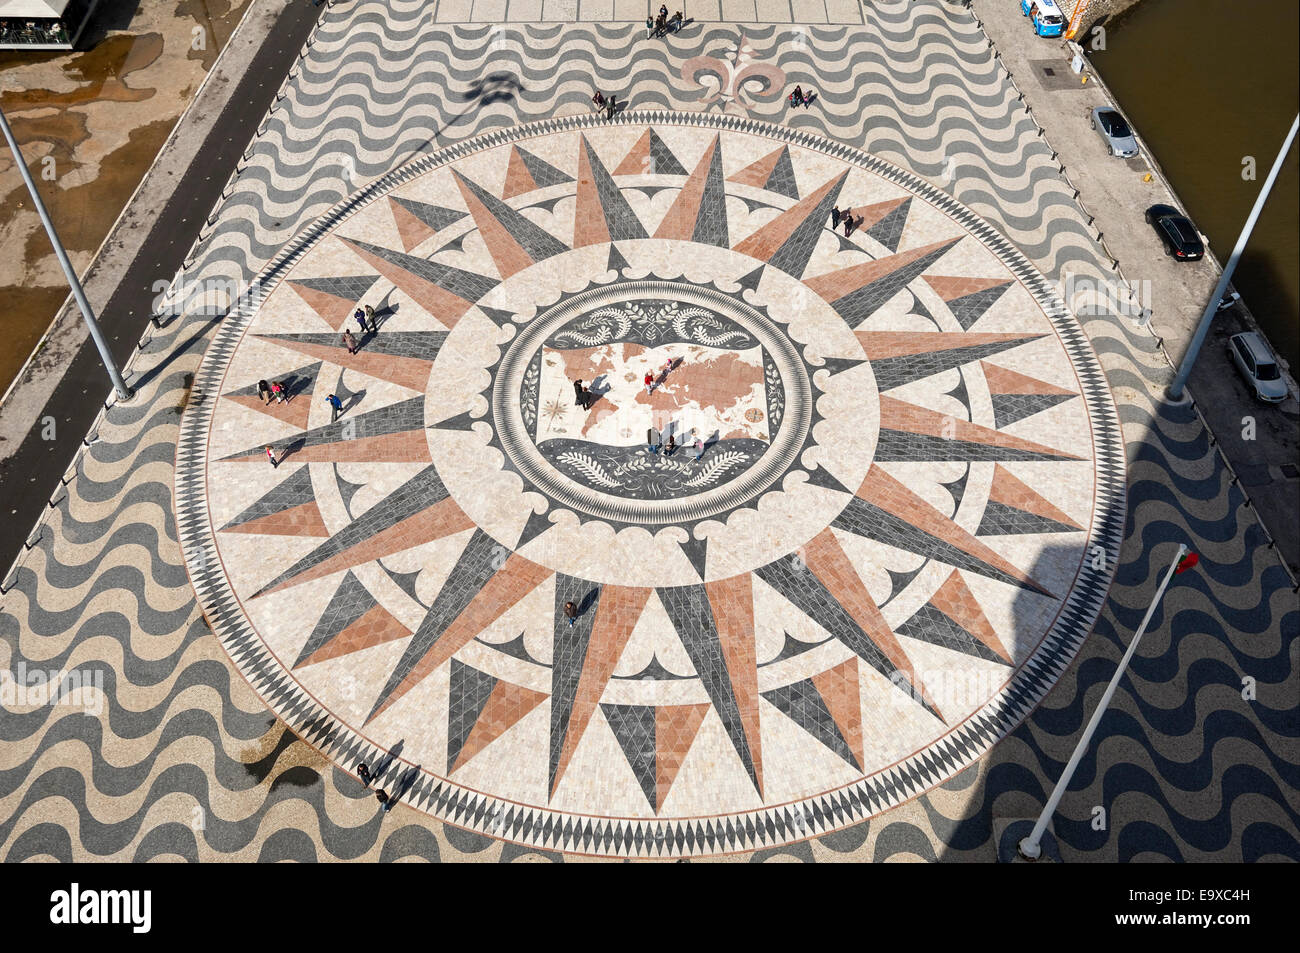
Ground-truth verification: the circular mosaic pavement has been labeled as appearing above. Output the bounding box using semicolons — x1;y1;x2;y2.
177;113;1125;858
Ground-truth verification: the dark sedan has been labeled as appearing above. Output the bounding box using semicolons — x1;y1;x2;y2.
1145;204;1204;261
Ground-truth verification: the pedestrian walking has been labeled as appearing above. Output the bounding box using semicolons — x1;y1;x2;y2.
843;213;856;238
257;379;272;404
271;380;288;404
265;445;278;469
564;600;578;628
645;15;654;38
357;763;372;786
659;4;668;19
354;308;370;335
375;789;391;811
647;427;661;454
831;207;841;228
364;304;377;331
326;393;344;422
665;433;676;456
790;85;805;108
693;436;705;461
574;378;588;410
644;371;654;394
342;329;357;355
655;11;667;34
592;90;606;112
605;95;616;121
670;10;683;32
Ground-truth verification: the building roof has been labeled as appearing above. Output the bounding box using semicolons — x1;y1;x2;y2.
0;0;70;17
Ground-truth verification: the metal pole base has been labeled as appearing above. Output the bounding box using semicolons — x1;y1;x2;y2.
1017;837;1042;861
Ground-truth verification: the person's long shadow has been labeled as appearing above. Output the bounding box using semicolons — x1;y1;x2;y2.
130;312;225;392
577;588;599;617
276;436;307;464
398;71;524;161
370;740;406;787
342;388;366;414
388;765;421;809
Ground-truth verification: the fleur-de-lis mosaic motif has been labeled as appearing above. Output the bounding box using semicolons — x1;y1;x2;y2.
682;34;786;115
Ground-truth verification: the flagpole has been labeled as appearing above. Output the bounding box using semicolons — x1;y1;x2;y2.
1018;543;1188;860
0;104;132;401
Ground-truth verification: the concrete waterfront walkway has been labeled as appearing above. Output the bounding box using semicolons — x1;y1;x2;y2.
970;0;1300;579
0;1;1295;862
0;0;324;573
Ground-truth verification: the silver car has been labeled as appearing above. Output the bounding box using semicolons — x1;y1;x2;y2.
1090;106;1139;158
1228;331;1288;403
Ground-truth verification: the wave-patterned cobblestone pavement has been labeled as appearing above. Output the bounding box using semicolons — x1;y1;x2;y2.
1;0;1296;862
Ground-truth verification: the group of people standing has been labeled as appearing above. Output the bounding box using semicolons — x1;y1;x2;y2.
262;300;382;467
831;206;864;238
647;5;684;37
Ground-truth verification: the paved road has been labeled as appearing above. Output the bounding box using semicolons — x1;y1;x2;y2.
0;0;323;574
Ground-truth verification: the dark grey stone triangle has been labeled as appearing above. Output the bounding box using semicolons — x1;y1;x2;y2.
367;529;505;722
550;575;603;796
225;397;426;464
429;410;486;432
257;465;450;599
225;362;322;401
976;499;1081;536
222;466;316;531
804;466;851;494
475;305;516;328
679;534;707;581
516;508;556;549
753;558;924;712
390;196;466;233
257;331;447;362
831;495;1047;594
657;585;761;795
990;392;1075;428
647;130;688;176
769;171;848;279
607;243;630;276
873;430;1075;462
455;171;569;264
347;237;499;305
690;140;729;248
871;335;1044;392
761;679;859;770
811;356;867;381
290;275;380;301
832;239;960;329
895;602;1007;665
947;281;1013;330
864;198;911;253
446;659;499;773
293;571;376;668
762;146;799;200
516;147;575;189
600;704;657;810
735;264;764;294
582;138;648;241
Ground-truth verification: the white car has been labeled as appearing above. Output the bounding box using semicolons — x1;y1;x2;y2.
1227;332;1288;403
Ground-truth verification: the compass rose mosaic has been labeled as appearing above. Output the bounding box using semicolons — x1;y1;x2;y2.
176;113;1125;858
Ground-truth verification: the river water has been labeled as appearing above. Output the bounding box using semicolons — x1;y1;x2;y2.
1090;0;1299;373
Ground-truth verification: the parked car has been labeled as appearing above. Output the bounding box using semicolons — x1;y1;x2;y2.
1020;0;1066;37
1145;204;1204;261
1090;106;1139;158
1227;331;1288;403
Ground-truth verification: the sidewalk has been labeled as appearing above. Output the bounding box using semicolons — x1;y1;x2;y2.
970;0;1300;577
0;0;323;572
